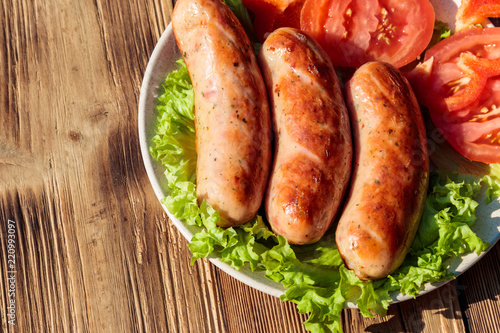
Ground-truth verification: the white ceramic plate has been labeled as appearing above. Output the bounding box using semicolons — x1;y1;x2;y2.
138;2;500;307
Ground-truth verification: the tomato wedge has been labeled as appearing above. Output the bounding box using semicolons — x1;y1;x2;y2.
242;0;303;42
407;27;500;164
456;0;500;31
300;0;435;68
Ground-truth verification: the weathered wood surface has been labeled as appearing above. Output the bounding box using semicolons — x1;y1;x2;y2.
1;0;499;332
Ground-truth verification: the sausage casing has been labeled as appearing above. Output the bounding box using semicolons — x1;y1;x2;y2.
336;61;429;280
172;0;272;227
259;28;353;245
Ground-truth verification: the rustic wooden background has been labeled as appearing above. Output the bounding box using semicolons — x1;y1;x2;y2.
1;0;499;332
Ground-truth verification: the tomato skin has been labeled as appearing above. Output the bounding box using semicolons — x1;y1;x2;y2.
407;27;500;164
456;0;500;31
242;0;280;41
242;0;303;42
299;0;435;68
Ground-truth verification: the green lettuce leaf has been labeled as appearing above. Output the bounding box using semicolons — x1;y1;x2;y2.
149;60;500;333
387;171;495;297
425;21;452;51
149;59;199;226
484;164;500;203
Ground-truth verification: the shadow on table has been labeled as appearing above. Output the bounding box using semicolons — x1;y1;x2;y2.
361;240;500;333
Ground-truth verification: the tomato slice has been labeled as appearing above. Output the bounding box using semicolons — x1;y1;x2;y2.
271;0;305;33
242;0;280;42
456;0;500;31
300;0;435;68
242;0;303;42
407;27;500;164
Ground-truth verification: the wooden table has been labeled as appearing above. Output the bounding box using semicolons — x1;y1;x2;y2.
1;0;499;332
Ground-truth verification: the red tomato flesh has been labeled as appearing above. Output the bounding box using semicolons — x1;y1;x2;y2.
242;0;303;42
407;27;500;164
300;0;435;68
456;0;500;30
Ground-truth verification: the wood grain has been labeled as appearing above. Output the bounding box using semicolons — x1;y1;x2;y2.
458;242;500;333
341;281;466;333
1;0;499;332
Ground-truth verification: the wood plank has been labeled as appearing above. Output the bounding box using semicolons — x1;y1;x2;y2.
217;268;308;333
340;277;466;332
341;304;407;332
458;241;500;333
0;0;215;332
399;280;466;333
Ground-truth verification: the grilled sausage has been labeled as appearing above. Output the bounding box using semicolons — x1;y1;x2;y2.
259;28;353;245
172;0;272;227
336;61;429;280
